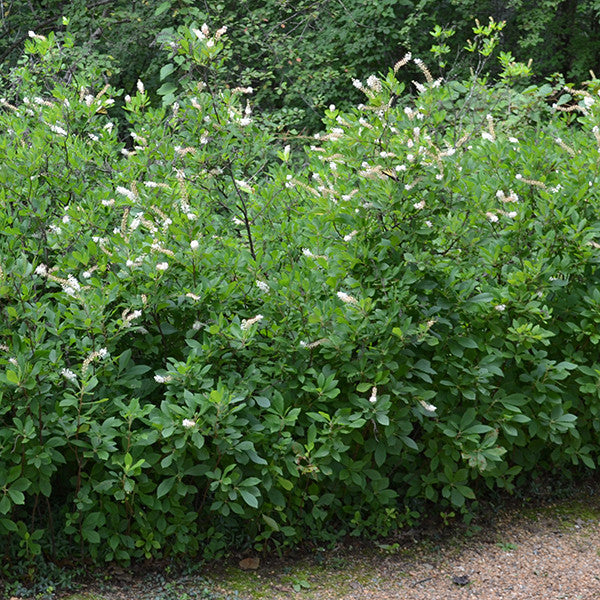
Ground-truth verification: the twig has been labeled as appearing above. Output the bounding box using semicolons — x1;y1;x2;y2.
411;576;433;587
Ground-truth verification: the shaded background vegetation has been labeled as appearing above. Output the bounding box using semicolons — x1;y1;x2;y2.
1;0;599;131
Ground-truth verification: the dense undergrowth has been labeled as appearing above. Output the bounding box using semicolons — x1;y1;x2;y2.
2;19;600;584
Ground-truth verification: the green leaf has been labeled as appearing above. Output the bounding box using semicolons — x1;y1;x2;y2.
84;529;101;544
307;423;317;448
262;514;280;531
375;413;390;426
185;464;209;476
39;477;51;497
241;477;262;487
230;502;245;515
450;487;466;507
157;82;177;97
7;488;24;505
0;495;11;514
467;293;493;304
456;484;476;499
10;478;31;492
155;1;171;15
118;349;132;373
160;63;175;80
458;337;478;349
399;435;418;451
5;370;19;385
463;424;493;435
374;444;386;467
156;477;176;498
414;359;436;374
239;488;258;508
278;477;294;491
255;396;271;408
582;454;595;469
557;414;577;423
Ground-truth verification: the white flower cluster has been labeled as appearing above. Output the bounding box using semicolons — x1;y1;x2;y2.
81;348;109;377
299;338;328;349
413;81;426;94
256;280;269;293
126;257;144;268
49;124;67;136
366;75;382;92
63;275;81;297
28;31;46;41
402;105;423;121
241;314;264;331
235;179;253;193
239;102;252;126
369;386;378;404
61;368;77;382
144;181;167;189
191;23;227;43
496;189;519;203
116;186;137;201
131;131;147;147
129;215;142;231
121;309;142;328
420;400;437;413
302;248;327;260
337;291;357;304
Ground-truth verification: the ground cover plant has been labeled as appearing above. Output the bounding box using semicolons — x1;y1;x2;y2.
3;17;600;589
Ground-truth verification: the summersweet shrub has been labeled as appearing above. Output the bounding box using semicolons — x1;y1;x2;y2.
294;67;600;506
2;23;600;568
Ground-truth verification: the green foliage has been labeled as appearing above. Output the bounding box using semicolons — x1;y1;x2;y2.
2;0;600;132
3;19;600;578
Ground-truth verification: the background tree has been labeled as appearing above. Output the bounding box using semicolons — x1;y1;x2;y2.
2;0;600;131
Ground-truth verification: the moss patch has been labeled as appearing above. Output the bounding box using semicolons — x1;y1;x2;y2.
206;554;381;600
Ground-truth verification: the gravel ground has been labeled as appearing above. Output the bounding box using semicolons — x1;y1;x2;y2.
333;514;600;600
11;484;600;600
208;506;600;600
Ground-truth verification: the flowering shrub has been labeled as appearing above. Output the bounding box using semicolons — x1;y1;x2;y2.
2;23;600;567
